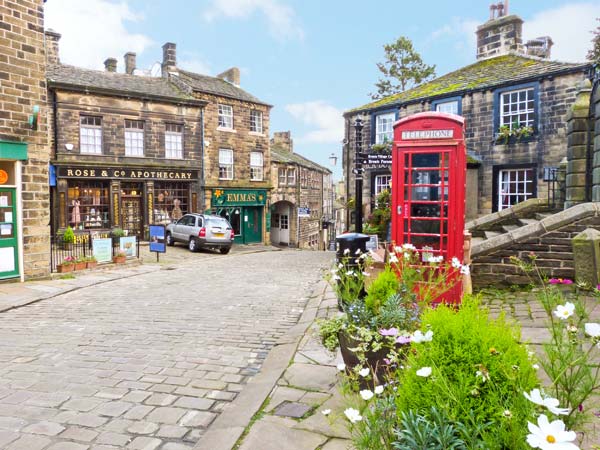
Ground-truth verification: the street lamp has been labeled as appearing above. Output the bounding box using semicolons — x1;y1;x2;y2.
329;153;338;166
353;117;364;233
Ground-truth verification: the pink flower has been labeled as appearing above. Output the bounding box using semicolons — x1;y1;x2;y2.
396;335;412;345
549;278;573;285
379;328;399;337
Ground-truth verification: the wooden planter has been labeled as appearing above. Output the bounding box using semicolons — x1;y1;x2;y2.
86;261;98;270
113;256;126;264
74;262;86;271
57;264;74;273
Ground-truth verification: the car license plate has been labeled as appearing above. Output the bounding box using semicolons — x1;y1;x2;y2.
213;232;224;237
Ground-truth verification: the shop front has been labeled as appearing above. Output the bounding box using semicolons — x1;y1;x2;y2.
52;165;201;238
210;189;267;244
0;141;26;280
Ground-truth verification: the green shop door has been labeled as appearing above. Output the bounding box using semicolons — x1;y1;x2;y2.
0;188;19;279
243;207;262;244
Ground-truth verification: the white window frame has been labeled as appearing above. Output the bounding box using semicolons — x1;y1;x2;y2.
125;119;144;157
375;113;395;144
250;151;263;181
80;116;102;154
498;168;534;211
374;174;392;196
435;100;459;115
165;123;183;159
250;110;263;134
278;168;287;186
219;148;234;180
500;88;535;131
218;104;234;129
287;168;296;186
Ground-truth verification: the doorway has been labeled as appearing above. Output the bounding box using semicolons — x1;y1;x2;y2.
0;188;18;279
120;183;143;236
243;207;262;244
270;201;291;246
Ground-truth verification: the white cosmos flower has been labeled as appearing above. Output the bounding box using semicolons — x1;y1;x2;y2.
343;248;350;255
416;367;432;377
338;263;343;268
412;330;433;343
332;275;341;281
584;322;600;338
429;255;443;264
346;270;354;276
394;246;403;253
402;243;416;251
533;364;540;370
374;385;384;395
355;248;361;255
359;389;374;401
362;271;370;276
553;302;575;320
358;367;370;377
344;408;362;423
336;363;346;371
524;389;570;415
526;414;579;450
321;409;331;416
403;252;411;260
389;255;399;264
460;265;470;275
451;257;461;268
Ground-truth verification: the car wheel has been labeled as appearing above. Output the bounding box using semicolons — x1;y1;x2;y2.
219;247;231;255
166;232;175;246
188;238;198;252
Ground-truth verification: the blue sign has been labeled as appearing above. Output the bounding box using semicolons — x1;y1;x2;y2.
119;236;137;257
149;224;166;253
298;207;310;218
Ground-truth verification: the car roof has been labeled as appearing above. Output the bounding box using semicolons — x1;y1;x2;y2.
185;213;229;220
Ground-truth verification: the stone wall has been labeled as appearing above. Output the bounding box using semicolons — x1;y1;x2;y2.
593;79;600;202
0;0;50;279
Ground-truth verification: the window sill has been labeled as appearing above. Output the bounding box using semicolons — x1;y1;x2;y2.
493;134;538;146
249;131;265;137
217;127;237;134
250;179;263;182
219;178;234;181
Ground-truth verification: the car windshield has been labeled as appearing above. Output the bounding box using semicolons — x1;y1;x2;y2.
206;218;230;228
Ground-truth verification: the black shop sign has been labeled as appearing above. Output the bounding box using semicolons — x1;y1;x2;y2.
57;166;198;181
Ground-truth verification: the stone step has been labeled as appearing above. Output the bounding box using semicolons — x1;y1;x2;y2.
471;236;486;245
535;212;553;221
518;218;540;227
502;224;520;233
484;230;503;240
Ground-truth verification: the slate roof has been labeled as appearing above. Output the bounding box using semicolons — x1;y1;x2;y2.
347;54;591;115
47;64;201;104
271;145;331;173
177;70;270;106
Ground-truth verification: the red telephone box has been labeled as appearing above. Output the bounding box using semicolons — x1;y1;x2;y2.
392;112;466;302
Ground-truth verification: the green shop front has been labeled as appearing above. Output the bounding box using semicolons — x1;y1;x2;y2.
210;189;267;244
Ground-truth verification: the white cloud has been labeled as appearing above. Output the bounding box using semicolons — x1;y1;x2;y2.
428;17;479;56
45;0;153;70
523;2;600;62
179;59;212;76
203;0;304;41
285;101;344;144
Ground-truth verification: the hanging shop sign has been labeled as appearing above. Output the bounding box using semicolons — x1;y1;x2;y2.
57;166;198;181
298;207;310;217
212;189;267;206
364;153;392;169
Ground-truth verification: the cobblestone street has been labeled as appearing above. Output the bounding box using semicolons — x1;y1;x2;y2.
0;250;332;449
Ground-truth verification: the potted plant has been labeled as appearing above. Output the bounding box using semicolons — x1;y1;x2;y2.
57;255;75;273
85;255;98;269
74;256;87;271
111;228;125;246
62;226;75;250
113;249;126;264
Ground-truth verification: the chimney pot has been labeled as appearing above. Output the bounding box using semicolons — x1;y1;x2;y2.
161;42;177;77
45;29;61;65
124;52;136;75
104;57;117;72
217;67;241;86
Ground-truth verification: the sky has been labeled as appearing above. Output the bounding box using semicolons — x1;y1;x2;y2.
45;0;600;180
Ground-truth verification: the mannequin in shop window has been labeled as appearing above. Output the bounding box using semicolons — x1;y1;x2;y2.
71;199;81;228
172;198;183;221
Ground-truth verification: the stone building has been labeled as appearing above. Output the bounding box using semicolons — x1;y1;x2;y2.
269;132;333;249
0;0;50;281
46;36;271;245
343;3;591;230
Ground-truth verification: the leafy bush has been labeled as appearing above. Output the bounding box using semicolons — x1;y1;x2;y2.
62;226;75;244
394;298;538;449
365;267;400;314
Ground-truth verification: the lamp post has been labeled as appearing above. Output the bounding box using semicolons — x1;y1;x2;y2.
353;117;364;233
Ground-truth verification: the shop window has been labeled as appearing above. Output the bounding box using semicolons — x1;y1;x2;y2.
165;123;183;159
218;104;234;129
219;149;234;180
80;116;102;154
153;182;189;224
250;151;263;181
67;181;110;229
125;119;144;157
216;207;241;236
250;110;263;133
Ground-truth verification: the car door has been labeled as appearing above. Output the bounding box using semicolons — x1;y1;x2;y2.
174;215;192;241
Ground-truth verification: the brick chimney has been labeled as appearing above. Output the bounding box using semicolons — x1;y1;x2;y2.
476;6;524;60
270;131;293;153
161;42;177;77
124;52;136;75
45;29;61;65
104;57;117;72
525;36;553;59
217;67;240;86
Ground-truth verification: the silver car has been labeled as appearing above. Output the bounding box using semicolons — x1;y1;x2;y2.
165;213;234;254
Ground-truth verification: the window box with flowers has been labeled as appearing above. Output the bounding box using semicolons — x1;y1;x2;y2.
85;256;98;269
74;257;87;271
495;124;535;145
57;256;75;273
113;250;127;264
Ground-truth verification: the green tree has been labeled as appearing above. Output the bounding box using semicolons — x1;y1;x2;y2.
588;18;600;64
371;36;436;100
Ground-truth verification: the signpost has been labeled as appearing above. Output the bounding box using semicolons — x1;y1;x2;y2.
92;238;112;263
149;224;166;262
298;207;310;218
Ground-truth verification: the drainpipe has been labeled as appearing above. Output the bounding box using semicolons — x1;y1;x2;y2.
200;107;205;212
50;89;58;235
586;66;599;202
344;117;351;231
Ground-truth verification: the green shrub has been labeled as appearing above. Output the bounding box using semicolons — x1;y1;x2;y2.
364;267;399;314
62;226;75;243
394;297;538;449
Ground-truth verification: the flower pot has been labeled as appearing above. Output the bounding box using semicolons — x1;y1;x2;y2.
74;262;86;271
86;261;98;270
57;264;74;273
113;256;126;264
